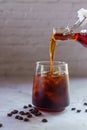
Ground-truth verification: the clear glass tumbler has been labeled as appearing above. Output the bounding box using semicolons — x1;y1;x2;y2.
32;61;70;112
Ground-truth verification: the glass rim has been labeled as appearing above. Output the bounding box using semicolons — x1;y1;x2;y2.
53;27;69;34
36;61;68;66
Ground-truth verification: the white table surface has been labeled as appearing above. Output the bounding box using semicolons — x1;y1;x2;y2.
0;77;87;130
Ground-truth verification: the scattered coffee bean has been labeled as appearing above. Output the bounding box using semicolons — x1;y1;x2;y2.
34;112;42;116
85;109;87;112
29;109;33;112
7;113;12;117
0;123;3;128
33;108;39;113
11;110;18;114
30;109;35;114
76;110;81;113
19;111;25;115
18;116;23;120
30;108;39;115
71;108;76;111
24;118;29;122
25;112;30;115
15;115;20;119
28;104;32;107
27;114;32;118
84;102;87;106
23;105;28;109
42;119;48;123
15;115;23;120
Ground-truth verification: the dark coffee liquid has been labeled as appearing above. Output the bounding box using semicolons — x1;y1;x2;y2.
32;72;69;112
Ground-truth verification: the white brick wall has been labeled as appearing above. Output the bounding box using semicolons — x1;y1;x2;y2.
0;0;87;78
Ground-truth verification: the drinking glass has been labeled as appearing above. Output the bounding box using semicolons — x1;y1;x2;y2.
32;61;70;112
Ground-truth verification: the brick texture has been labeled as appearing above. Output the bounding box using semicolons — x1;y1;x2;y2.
0;0;87;78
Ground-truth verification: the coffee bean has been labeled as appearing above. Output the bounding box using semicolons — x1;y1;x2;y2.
28;104;32;107
11;110;18;114
25;112;30;115
19;111;25;115
7;113;12;117
15;115;20;119
42;119;48;123
23;105;28;109
34;112;42;116
27;114;32;118
30;109;39;114
76;110;81;113
85;109;87;112
30;109;35;114
33;108;39;113
18;116;23;120
0;123;3;128
29;109;33;112
71;108;76;111
84;102;87;106
24;118;29;122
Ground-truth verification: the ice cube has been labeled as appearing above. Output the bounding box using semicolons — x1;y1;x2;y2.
52;71;61;77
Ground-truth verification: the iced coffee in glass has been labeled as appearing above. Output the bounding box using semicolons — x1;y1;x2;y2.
32;61;69;112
